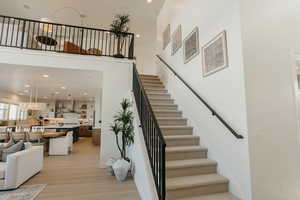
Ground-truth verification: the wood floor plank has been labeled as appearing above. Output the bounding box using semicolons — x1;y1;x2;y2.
25;138;140;200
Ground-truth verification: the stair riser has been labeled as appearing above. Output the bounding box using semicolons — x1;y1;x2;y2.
158;119;187;126
161;129;193;136
140;75;159;79
166;138;199;147
152;106;178;111
166;183;228;200
143;84;165;89
155;112;182;118
150;99;174;104
147;94;171;99
141;80;163;85
166;150;207;161
166;165;217;178
145;89;168;94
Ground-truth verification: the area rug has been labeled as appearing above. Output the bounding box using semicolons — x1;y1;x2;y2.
0;184;46;200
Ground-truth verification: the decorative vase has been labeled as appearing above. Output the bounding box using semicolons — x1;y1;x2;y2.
105;158;116;176
112;159;131;182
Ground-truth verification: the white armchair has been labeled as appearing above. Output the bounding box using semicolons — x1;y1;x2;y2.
49;132;73;156
0;146;44;190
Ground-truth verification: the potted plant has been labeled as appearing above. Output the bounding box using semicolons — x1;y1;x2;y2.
110;98;134;181
110;14;130;58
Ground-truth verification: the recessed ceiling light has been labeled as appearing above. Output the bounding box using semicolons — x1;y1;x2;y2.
147;0;152;3
136;34;140;38
55;91;60;95
42;74;49;78
25;84;31;88
61;86;66;90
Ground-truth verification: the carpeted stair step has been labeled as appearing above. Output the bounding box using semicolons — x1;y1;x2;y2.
166;146;207;161
166;174;229;199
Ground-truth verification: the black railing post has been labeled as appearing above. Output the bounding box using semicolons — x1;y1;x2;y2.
20;20;26;49
129;34;135;59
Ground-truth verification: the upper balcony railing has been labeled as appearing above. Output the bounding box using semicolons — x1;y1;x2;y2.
0;15;135;59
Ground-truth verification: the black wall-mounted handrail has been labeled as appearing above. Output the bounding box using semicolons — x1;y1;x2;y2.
156;55;244;139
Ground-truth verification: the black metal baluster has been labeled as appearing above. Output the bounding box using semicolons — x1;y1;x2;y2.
20;20;26;49
31;22;36;49
10;18;15;46
15;19;20;47
5;18;11;45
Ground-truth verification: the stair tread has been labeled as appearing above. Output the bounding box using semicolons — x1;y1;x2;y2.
154;110;181;113
149;97;173;100
157;117;187;120
177;193;240;200
167;174;229;190
151;103;177;106
164;135;199;140
160;126;193;130
166;159;217;169
166;146;207;153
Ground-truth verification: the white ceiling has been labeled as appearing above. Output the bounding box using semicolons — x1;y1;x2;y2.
0;63;102;101
0;0;165;39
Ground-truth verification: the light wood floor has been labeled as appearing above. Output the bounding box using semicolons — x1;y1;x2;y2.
26;138;140;200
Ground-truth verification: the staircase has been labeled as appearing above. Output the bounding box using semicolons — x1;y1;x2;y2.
140;74;240;200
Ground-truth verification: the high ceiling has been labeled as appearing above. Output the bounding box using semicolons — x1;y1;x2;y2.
0;0;165;39
0;63;102;101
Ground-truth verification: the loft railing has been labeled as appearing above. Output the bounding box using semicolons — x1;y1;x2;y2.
132;63;166;200
157;55;244;139
0;15;135;59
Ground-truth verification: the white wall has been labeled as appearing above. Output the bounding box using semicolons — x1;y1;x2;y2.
0;47;133;167
240;0;300;199
132;95;159;200
157;1;251;199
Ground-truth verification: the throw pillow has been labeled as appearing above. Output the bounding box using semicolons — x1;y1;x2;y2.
2;140;24;162
0;138;14;161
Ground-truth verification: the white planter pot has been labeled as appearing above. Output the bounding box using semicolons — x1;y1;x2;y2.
112;159;131;182
105;158;116;176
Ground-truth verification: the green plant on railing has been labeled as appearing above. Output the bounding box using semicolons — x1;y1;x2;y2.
110;14;130;58
110;98;134;162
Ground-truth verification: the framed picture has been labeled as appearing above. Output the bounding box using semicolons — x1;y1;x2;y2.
183;27;199;64
171;25;182;55
163;24;171;50
202;31;228;77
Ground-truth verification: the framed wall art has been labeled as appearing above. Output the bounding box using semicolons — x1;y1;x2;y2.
163;24;171;50
202;31;229;77
171;25;182;55
183;27;199;64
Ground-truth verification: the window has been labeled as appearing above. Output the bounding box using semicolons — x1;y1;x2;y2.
0;103;9;120
19;108;27;120
8;104;18;120
0;103;27;121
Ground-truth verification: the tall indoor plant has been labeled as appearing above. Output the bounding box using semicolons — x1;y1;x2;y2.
111;98;134;161
110;99;134;181
110;14;130;58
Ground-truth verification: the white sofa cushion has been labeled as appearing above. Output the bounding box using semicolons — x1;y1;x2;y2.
0;162;6;179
